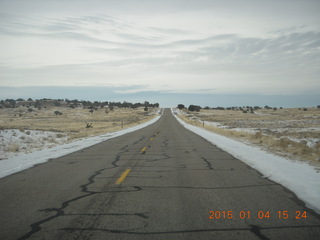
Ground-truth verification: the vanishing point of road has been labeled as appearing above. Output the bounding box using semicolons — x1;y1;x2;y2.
0;109;319;239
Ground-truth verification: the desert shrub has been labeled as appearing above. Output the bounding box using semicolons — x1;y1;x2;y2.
54;111;63;116
253;132;263;139
300;146;311;155
188;105;201;112
177;104;185;109
6;143;20;152
56;133;65;138
300;140;307;145
278;138;291;148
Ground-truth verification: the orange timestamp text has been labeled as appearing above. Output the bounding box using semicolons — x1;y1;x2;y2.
208;210;307;220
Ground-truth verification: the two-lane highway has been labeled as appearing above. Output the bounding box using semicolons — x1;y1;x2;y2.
0;109;319;239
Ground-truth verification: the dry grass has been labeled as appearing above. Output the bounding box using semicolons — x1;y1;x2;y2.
0;106;159;142
178;108;320;167
5;143;20;152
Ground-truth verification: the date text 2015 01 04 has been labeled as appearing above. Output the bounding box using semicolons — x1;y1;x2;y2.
208;210;307;220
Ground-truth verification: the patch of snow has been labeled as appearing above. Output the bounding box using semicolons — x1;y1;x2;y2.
172;108;320;214
179;110;320;149
204;121;226;128
0;115;161;179
282;136;319;148
0;129;68;159
254;112;273;116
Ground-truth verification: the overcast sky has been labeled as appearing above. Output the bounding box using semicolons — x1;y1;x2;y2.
0;0;319;107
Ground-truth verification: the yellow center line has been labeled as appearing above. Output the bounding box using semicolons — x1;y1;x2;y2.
115;169;131;185
141;146;147;153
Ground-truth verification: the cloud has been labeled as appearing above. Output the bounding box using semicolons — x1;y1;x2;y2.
0;1;319;99
149;27;190;35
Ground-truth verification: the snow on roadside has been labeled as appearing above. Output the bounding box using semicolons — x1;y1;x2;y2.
172;109;320;214
0;129;68;159
0;115;161;179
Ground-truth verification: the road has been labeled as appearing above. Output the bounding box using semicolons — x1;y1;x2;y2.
0;108;319;239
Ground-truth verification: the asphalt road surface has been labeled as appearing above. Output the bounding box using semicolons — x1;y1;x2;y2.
1;109;319;240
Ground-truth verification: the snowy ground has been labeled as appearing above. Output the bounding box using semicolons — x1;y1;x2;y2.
0;129;68;160
172;108;320;214
180;108;320;150
0;108;163;160
0;115;161;179
201;121;319;148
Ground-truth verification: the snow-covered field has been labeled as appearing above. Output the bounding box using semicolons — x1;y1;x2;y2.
172;108;320;214
0;115;161;179
178;108;320;165
0;129;68;159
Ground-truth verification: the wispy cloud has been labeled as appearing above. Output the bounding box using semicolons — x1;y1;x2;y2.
0;0;320;102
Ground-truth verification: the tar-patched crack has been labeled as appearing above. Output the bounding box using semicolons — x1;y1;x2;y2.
146;152;171;162
200;156;236;171
201;156;214;170
162;139;169;148
17;144;137;240
249;224;270;240
132;136;145;145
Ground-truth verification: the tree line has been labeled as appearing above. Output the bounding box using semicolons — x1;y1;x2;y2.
0;98;159;110
177;104;307;113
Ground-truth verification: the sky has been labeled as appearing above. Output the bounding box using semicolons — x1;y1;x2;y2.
0;0;319;107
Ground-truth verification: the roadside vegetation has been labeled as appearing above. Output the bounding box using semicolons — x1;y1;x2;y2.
177;105;320;167
0;98;160;159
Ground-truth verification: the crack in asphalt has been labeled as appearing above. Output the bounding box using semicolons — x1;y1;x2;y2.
201;156;214;170
146;153;171;162
249;224;270;240
17;144;133;240
133;136;145;145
